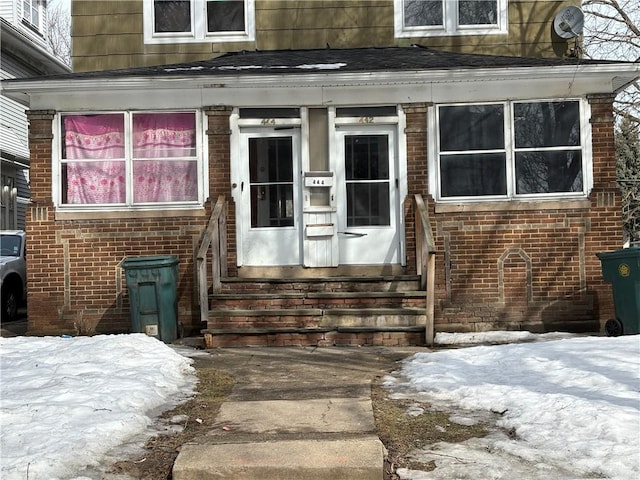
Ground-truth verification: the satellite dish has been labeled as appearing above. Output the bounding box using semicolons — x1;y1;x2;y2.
553;6;584;39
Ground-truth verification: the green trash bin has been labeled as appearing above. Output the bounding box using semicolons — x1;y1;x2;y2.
596;247;640;336
121;255;179;343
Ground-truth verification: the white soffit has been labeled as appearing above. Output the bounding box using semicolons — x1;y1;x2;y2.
4;63;639;110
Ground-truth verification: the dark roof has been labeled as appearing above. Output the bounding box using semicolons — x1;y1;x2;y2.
8;45;627;82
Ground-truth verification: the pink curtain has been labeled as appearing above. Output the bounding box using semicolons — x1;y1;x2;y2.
133;113;196;158
64;114;125;204
133;161;198;202
63;113;198;205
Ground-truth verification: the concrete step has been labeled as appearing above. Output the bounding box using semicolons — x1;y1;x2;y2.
173;397;383;479
173;437;384;480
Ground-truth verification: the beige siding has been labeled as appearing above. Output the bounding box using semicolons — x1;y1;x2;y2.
72;0;580;72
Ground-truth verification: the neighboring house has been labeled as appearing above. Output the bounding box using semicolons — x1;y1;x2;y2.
0;0;70;230
1;0;638;345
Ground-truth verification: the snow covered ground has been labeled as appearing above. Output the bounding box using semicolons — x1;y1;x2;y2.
1;332;638;480
0;334;197;480
386;333;640;480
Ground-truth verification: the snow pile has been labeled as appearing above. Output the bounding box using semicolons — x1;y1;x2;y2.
387;335;640;480
0;334;196;480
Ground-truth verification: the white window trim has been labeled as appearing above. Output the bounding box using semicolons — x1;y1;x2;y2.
429;99;592;203
143;0;255;45
53;110;208;212
394;0;508;38
21;0;44;34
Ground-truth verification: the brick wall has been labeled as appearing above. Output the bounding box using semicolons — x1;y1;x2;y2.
25;110;216;336
425;94;620;333
24;93;620;339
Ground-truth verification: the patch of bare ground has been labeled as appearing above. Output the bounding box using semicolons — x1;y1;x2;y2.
371;380;489;480
108;357;234;479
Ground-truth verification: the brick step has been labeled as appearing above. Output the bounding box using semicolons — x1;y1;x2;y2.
210;291;426;310
203;310;426;347
207;307;426;332
219;275;422;294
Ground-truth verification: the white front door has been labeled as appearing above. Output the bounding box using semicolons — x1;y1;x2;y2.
238;129;301;266
335;125;401;264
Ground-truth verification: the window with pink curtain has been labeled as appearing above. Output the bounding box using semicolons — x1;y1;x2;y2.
132;113;198;203
63;114;126;204
62;112;198;205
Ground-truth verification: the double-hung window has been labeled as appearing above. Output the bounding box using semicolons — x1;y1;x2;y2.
435;100;587;200
143;0;255;44
395;0;507;37
22;0;43;33
59;111;204;209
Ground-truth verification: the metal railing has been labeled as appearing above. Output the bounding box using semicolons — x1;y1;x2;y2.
196;195;227;324
414;194;436;346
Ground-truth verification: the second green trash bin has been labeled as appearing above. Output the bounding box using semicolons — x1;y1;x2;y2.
122;255;180;343
596;247;640;336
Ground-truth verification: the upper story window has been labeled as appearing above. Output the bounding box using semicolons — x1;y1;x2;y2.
57;111;206;210
433;100;589;201
395;0;507;37
144;0;255;44
22;0;43;33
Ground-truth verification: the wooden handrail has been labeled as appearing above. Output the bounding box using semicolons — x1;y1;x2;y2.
196;195;227;324
414;194;436;347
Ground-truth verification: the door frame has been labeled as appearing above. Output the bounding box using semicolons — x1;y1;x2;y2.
329;106;407;266
231;111;303;267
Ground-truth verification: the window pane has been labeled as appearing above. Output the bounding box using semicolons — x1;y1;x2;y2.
239;108;299;119
63;162;126;204
346;183;390;226
207;0;245;32
62;114;125;160
515;151;583;194
154;0;191;33
345;135;389;181
336;106;397;117
440;153;507;197
439;104;504;151
459;0;498;25
133;160;198;202
250;185;294;227
514;102;581;148
132;112;196;158
249;137;294;228
404;0;443;26
249;138;293;183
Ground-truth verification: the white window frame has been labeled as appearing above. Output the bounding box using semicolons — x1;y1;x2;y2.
143;0;255;44
53;110;208;212
21;0;44;33
429;99;592;202
395;0;508;38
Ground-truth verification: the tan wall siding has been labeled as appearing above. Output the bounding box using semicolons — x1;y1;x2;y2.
72;0;580;72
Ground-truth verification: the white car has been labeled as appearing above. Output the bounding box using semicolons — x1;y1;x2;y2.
0;231;26;321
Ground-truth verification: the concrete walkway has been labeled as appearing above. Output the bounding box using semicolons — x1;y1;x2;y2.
172;346;422;480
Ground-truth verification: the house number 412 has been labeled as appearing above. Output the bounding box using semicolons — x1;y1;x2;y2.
358;116;375;124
